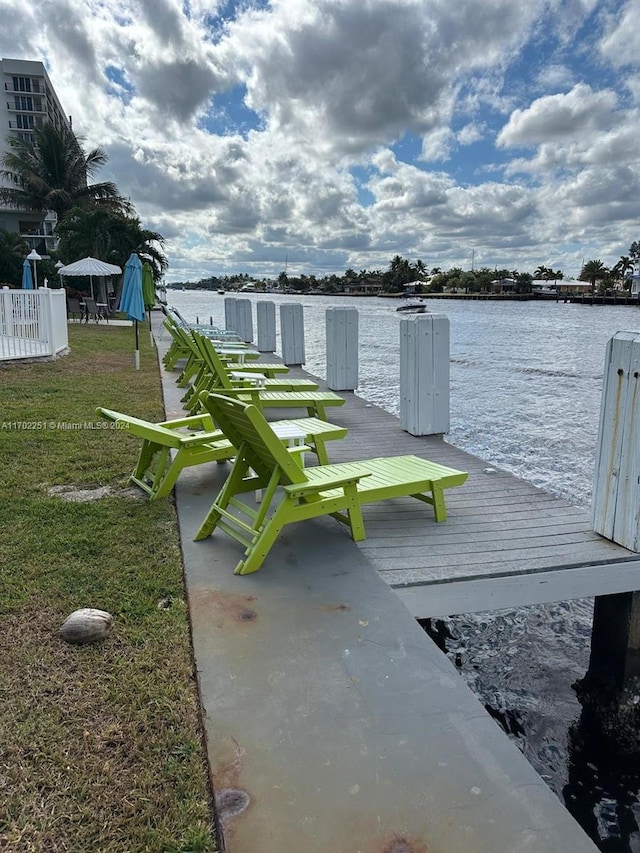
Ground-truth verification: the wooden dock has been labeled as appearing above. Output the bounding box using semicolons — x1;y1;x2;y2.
319;385;640;618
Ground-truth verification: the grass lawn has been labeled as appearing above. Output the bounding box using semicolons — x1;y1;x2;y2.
0;324;219;852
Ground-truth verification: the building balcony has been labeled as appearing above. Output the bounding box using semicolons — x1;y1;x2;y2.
6;102;46;114
4;82;45;94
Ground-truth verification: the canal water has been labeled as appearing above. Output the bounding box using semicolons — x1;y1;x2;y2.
169;290;640;851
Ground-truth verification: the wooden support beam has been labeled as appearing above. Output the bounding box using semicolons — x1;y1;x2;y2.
393;559;640;618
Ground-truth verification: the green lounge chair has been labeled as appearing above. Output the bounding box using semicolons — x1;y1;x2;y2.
182;335;345;420
194;393;469;575
190;332;319;394
162;317;258;378
97;406;349;500
162;319;193;371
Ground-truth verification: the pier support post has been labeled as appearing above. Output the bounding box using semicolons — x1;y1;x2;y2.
235;298;254;343
592;331;640;551
280;303;305;366
326;307;358;391
589;592;640;690
400;313;450;436
257;301;276;353
224;297;238;335
574;591;640;752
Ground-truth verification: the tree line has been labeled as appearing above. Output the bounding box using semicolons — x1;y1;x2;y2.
170;252;639;296
0;124;167;292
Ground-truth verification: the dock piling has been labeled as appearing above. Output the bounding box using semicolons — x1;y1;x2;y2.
256;300;276;352
224;296;238;335
400;313;450;436
326;307;358;391
280;303;305;366
235;298;254;342
593;331;640;551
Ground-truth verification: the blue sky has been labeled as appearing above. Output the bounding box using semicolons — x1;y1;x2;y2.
1;0;639;281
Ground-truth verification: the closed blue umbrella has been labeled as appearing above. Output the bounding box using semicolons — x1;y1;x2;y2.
22;259;34;290
118;253;145;369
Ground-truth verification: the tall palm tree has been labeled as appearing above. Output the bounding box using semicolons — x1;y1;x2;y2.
581;259;607;301
0;123;128;219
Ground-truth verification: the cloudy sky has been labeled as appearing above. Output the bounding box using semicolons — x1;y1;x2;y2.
2;0;639;282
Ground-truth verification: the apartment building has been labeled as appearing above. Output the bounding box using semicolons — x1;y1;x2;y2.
0;58;71;255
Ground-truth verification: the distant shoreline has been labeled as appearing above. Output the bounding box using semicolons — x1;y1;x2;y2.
166;287;640;305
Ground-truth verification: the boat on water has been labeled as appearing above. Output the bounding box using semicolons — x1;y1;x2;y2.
218;289;225;295
396;298;428;313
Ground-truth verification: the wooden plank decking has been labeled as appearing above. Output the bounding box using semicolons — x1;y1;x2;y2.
281;381;640;618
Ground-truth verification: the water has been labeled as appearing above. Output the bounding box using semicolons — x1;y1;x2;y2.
169;290;640;851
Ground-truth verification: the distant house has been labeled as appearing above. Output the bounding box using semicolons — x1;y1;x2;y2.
491;278;516;293
630;274;640;297
531;279;587;296
343;275;384;295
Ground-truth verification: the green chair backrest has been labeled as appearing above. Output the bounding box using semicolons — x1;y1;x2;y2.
165;319;192;349
200;392;307;486
193;333;235;390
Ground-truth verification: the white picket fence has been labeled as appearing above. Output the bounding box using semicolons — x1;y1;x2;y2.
0;287;68;361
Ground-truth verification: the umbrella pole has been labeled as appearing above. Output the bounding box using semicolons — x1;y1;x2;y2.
134;320;140;370
149;312;154;347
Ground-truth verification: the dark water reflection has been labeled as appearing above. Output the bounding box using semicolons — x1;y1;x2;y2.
423;604;640;853
171;292;640;851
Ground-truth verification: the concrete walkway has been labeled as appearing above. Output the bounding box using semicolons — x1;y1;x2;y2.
154;320;599;853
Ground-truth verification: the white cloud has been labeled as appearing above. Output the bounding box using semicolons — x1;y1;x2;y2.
599;0;640;68
497;83;618;148
0;0;638;281
534;64;575;91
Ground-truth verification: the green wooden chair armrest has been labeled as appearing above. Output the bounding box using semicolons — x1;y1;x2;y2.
209;386;261;399
180;430;226;446
283;467;371;495
286;444;312;458
98;407;183;447
97;404;238;501
158;413;215;431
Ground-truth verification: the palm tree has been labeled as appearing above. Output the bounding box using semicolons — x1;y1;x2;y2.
56;207;167;280
0;228;27;286
384;255;413;292
0;123;128;219
614;255;634;291
581;259;607;302
534;265;549;280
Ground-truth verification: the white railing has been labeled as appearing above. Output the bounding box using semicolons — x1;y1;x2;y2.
0;287;68;361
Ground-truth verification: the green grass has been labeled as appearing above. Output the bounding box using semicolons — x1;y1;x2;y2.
0;325;219;852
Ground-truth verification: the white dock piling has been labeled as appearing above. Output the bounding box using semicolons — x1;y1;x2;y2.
326;307;358;391
235;298;254;343
257;301;276;352
280;303;305;366
400;313;450;436
224;297;238;335
593;331;640;551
